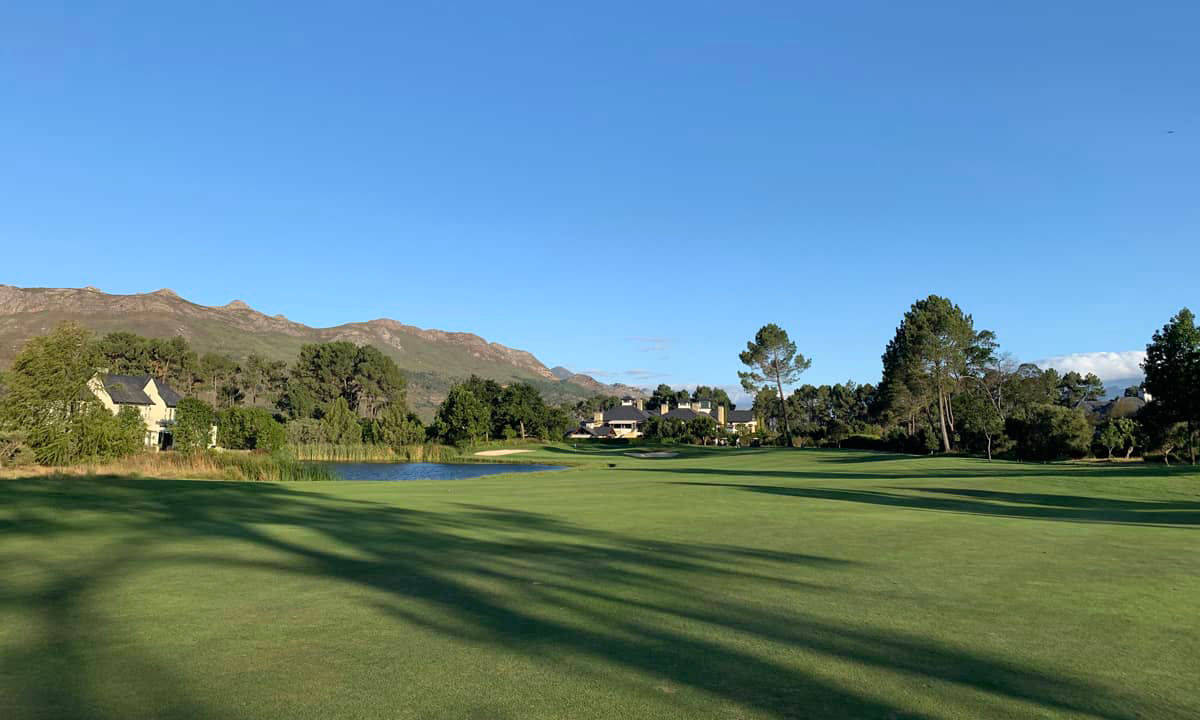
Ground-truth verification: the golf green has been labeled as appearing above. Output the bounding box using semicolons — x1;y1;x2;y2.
3;446;1197;719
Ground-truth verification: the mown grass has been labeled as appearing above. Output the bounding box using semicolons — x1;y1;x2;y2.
2;447;1198;719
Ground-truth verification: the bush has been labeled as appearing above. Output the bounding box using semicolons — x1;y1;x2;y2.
645;416;688;442
1009;404;1092;461
881;426;939;454
286;418;324;445
0;430;36;467
174;397;216;453
320;397;362;444
218;406;286;452
376;405;426;448
67;404;145;462
839;434;885;451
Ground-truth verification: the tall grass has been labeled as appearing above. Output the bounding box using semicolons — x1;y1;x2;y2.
289;443;461;463
0;451;336;482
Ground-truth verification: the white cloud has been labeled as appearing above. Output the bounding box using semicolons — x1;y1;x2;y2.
622;368;668;381
626;336;673;353
1036;350;1145;381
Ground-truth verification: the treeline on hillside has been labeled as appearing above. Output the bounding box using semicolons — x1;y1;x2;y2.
744;299;1200;464
0;323;601;466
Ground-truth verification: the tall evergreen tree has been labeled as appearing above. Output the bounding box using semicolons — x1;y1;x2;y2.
1142;308;1200;464
879;296;991;453
738;324;811;445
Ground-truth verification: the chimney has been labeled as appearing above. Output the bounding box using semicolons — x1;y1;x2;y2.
660;403;669;416
718;405;726;426
593;410;604;425
636;398;645;411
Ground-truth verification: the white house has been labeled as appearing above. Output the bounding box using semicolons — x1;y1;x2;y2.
87;373;207;450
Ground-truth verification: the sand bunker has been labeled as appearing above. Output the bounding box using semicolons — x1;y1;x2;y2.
624;451;679;459
473;449;534;457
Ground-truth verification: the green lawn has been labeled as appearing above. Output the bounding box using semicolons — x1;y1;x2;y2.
2;447;1198;719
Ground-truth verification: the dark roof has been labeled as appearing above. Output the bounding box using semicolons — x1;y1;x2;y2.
663;407;698;421
590;425;616;437
154;379;182;408
100;374;153;405
97;374;183;407
728;410;756;423
604;405;648;422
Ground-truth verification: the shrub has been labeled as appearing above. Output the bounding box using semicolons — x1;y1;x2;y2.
839;434;885;451
67;404;145;462
174;397;216;453
286;418;324;445
881;426;939;454
218;406;285;452
0;430;35;467
320;397;362;444
376;404;426;448
1009;404;1092;461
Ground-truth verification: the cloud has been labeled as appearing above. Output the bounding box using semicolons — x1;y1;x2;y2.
627;336;673;353
622;368;668;381
1036;350;1145;381
572;367;668;382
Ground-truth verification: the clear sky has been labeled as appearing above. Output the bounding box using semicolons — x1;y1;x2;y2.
3;2;1197;402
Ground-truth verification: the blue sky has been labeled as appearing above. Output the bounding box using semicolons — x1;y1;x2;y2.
2;2;1197;402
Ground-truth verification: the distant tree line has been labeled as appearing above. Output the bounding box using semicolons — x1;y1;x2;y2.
3;300;1197;466
740;300;1200;464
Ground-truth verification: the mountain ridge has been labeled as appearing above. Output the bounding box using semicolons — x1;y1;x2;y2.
549;366;647;398
0;284;641;417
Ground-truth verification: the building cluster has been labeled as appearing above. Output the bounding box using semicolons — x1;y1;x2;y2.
566;396;758;439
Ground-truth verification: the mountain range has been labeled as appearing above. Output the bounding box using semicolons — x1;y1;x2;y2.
0;285;644;418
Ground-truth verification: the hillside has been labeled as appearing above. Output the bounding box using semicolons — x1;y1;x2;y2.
0;285;642;418
549;366;647;398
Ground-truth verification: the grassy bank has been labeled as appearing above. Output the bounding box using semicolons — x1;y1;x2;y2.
3;447;1197;719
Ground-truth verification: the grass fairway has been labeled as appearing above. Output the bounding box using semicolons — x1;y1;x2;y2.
2;447;1198;719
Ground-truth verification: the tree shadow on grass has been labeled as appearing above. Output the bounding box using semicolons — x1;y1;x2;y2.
0;475;1167;719
541;444;769;461
669;481;1200;528
650;461;1200;481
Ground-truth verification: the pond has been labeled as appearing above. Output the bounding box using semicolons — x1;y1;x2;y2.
323;462;566;482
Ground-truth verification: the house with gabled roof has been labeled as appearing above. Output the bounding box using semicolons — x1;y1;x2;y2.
566;395;757;439
87;373;195;450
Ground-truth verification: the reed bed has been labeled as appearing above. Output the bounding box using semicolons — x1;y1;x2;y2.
0;450;336;482
288;443;461;463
